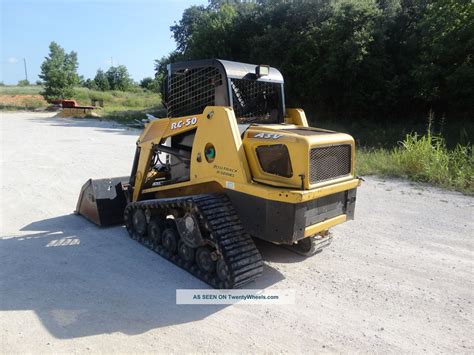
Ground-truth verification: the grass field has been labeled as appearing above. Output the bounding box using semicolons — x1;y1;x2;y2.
71;87;164;122
0;85;163;118
0;85;43;95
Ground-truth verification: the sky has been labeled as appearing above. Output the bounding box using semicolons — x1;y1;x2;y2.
0;0;208;84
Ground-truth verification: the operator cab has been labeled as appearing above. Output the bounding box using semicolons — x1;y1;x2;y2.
154;59;286;188
163;59;285;124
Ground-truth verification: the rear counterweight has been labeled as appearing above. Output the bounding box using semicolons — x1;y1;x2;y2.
226;188;357;244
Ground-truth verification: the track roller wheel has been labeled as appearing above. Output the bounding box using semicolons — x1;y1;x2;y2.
216;259;230;282
178;240;195;263
132;208;147;237
123;195;263;288
196;247;216;274
148;219;163;245
162;227;179;253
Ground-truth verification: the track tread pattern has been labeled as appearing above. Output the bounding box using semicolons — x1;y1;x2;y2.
124;194;263;288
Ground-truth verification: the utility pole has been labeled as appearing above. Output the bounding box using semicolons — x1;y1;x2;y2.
111;57;113;67
23;58;28;82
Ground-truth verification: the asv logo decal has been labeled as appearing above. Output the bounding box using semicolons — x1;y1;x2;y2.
170;117;197;130
253;132;283;139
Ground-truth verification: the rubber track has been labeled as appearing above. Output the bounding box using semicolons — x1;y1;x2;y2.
124;194;263;288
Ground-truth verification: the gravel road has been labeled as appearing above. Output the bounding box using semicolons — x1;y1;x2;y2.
1;111;473;353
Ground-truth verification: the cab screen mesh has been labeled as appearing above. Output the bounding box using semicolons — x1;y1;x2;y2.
167;66;222;117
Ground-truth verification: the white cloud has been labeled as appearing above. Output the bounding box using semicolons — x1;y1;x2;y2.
7;57;18;64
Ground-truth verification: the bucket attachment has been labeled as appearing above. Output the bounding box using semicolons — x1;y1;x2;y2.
75;177;129;226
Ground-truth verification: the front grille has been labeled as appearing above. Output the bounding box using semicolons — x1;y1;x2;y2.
310;145;351;184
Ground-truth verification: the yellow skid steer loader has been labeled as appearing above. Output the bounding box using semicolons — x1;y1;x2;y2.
76;59;361;288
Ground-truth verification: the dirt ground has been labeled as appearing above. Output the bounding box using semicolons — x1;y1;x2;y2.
1;111;473;353
0;94;47;107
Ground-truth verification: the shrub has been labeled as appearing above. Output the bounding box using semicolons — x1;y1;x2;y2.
94;69;110;91
140;77;160;92
106;65;133;91
357;131;473;194
18;79;30;86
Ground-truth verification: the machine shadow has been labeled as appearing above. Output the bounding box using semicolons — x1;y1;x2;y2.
1;214;285;339
254;238;310;264
31;114;141;136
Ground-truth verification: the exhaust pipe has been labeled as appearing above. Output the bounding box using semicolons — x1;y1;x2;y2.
75;177;129;226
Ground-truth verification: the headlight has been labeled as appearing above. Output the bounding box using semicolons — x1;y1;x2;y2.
256;144;293;178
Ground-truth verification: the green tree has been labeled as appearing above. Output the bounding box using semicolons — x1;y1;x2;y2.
160;0;474;125
139;77;153;89
18;79;30;86
39;41;79;100
154;52;184;78
139;76;160;92
413;0;474;115
94;69;110;91
171;6;208;53
83;78;97;90
105;65;133;91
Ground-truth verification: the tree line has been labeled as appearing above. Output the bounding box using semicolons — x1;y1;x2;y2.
156;0;473;123
39;42;160;101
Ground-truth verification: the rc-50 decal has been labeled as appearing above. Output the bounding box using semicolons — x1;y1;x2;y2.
170;117;198;130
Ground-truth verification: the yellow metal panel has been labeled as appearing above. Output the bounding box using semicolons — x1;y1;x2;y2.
304;214;347;237
139;115;203;144
134;106;254;201
132;142;154;201
231;177;360;203
243;129;309;189
285;108;309;126
142;176;360;204
189;106;252;184
140;118;169;144
133;113;207;201
243;123;356;190
163;115;202;137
